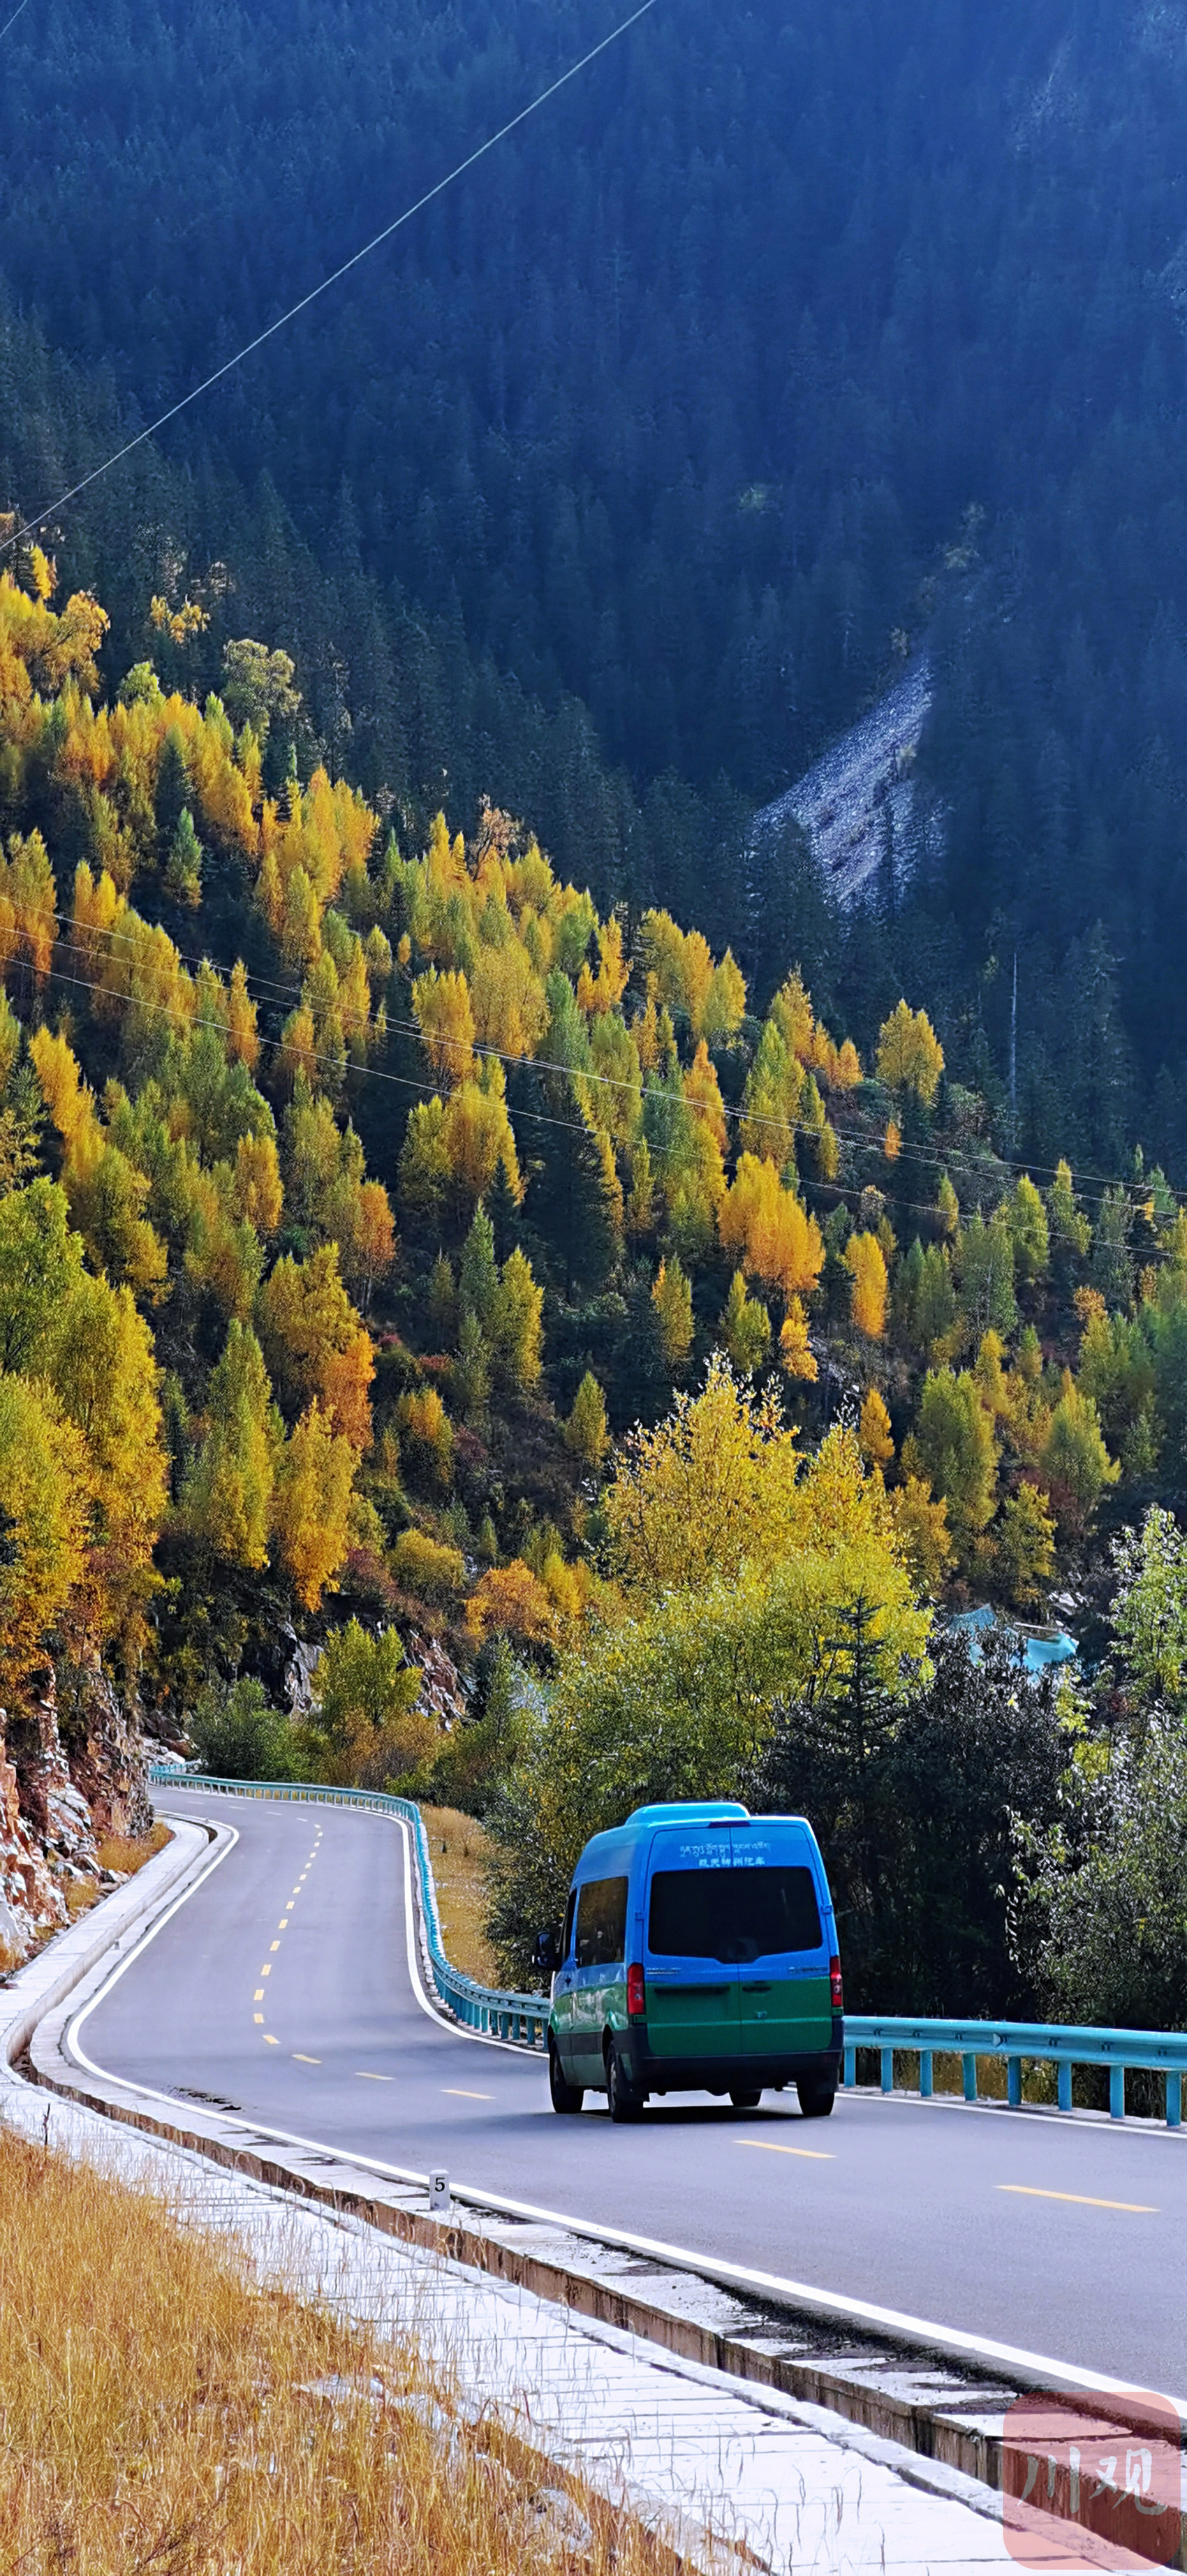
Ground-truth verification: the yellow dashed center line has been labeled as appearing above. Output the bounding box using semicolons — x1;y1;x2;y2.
263;2035;278;2046
293;2054;320;2065
356;2071;392;2082
253;2013;264;2024
253;1989;265;2002
443;2088;494;2101
736;2139;834;2161
270;1941;280;1952
997;2185;1158;2214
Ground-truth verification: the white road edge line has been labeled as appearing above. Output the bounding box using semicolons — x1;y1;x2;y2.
61;1797;1187;2415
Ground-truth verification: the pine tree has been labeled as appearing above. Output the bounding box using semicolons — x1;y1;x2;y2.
164;807;202;907
459;1202;499;1334
528;1083;617;1300
487;1154;520;1261
154;727;191;853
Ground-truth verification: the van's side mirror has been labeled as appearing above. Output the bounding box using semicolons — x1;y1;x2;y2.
533;1927;558;1975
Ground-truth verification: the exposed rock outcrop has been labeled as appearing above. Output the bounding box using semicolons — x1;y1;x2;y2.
406;1631;468;1732
282;1623;468;1735
0;1659;152;1966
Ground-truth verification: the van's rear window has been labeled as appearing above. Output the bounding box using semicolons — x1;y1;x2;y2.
575;1875;628;1968
648;1866;822;1962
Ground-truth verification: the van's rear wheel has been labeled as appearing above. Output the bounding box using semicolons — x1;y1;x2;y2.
797;2078;836;2119
548;2041;584;2113
605;2045;643;2124
729;2088;762;2110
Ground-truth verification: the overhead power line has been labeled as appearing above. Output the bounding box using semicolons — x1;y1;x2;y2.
0;0;33;42
40;897;1177;1216
0;0;658;556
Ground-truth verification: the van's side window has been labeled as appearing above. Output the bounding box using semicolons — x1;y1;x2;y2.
575;1875;628;1968
561;1888;577;1962
649;1865;822;1962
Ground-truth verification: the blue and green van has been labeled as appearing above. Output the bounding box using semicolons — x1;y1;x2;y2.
541;1800;843;2124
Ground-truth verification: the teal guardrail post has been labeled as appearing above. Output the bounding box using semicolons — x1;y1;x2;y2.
1007;2056;1022;2107
919;2048;932;2096
1109;2065;1126;2120
843;2044;855;2086
1058;2061;1072;2112
880;2045;894;2093
962;2052;977;2102
1168;2073;1182;2128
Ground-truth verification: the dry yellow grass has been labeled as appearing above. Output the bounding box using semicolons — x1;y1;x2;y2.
420;1804;500;1985
64;1818;173;1922
0;2124;667;2575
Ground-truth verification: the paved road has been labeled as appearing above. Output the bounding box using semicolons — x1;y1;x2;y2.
82;1791;1186;2396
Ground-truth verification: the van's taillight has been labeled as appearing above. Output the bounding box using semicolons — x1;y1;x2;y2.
830;1956;843;2013
626;1962;646;2017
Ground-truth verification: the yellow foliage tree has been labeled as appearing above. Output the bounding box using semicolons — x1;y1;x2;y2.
232;1132;284;1237
576;915;631;1015
0;1373;90;1704
718;1153;824;1302
779;1299;818;1381
845;1230;888;1337
465;1558;556;1644
50;1272;167;1626
858;1386;894;1471
876;999;944;1105
651;1255;694;1366
272;1399;356;1609
256;1244;374;1448
413;966;477;1085
184;1320;278;1571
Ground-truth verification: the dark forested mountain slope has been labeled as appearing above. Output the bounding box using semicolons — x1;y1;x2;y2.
5;1;1187;1158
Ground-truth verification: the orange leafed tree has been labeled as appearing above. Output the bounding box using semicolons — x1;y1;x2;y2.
718;1153;825;1302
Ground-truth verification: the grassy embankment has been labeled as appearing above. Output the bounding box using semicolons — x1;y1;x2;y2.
62;1818;173;1922
0;2123;668;2573
419;1805;500;1985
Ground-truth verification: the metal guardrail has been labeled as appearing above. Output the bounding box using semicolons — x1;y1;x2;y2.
843;2015;1187;2127
149;1771;1187;2119
147;1768;549;2051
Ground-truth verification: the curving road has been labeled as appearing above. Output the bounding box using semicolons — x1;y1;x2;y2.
79;1789;1186;2397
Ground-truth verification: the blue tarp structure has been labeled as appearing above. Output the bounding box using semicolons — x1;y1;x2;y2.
947;1603;1077;1679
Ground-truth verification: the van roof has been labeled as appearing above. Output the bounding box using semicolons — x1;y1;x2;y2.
624;1801;749;1825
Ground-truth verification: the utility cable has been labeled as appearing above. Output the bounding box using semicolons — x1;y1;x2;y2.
0;0;658;555
27;944;1187;1251
0;0;32;41
18;948;980;1226
41;897;1177;1216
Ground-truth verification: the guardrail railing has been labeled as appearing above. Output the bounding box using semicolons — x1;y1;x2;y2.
150;1770;1187;2119
843;2015;1187;2128
148;1768;548;2051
